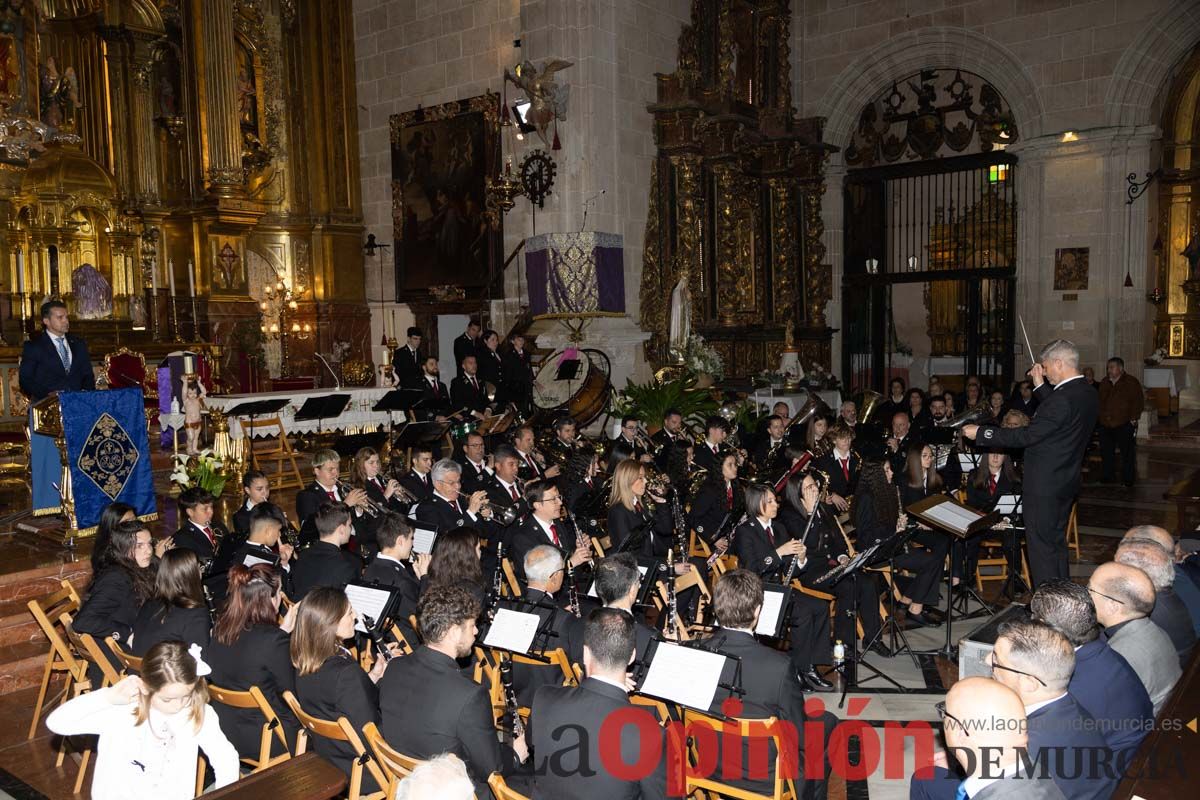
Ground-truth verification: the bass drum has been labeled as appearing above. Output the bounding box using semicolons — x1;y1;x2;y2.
531;348;612;428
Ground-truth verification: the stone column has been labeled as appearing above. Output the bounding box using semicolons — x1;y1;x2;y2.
131;47;161;206
193;0;244;194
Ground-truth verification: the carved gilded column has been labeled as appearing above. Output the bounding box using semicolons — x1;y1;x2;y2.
768;177;797;328
100;30;134;195
800;182;830;328
192;0;244;194
131;51;161;205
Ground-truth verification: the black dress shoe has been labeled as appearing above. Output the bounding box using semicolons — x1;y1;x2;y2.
867;641;892;658
801;668;834;690
796;672;816;693
907;611;940;627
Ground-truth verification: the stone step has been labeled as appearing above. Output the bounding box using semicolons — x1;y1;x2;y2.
0;596;46;649
0;639;51;695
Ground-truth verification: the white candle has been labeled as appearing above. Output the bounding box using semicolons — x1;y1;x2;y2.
168;259;176;296
16;250;23;294
150;259;157;292
188;260;195;297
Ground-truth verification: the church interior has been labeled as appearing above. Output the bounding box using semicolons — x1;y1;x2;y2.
0;0;1197;798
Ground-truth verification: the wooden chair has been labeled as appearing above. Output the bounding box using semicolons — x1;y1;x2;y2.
1066;501;1081;561
282;691;388;800
653;563;712;637
681;708;799;800
974;533;1032;591
489;773;531;800
57;612;122;794
501;558;522;597
362;721;423;796
207;683;292;771
243;416;304;488
688;528;713;560
388;623;416;655
26;580;82;739
630;693;674;727
104;637;143;675
592;535;609;557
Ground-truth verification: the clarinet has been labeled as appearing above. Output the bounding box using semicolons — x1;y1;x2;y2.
499;659;524;740
666;547;679;639
487;540;505;619
669;485;688;559
706;512;747;567
361;614;394;663
566;556;581;618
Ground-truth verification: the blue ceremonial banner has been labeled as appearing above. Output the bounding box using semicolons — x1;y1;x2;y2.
60;388;156;531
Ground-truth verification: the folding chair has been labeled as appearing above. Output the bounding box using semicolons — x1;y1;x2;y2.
57;613;121;793
26;580;82;739
681;708;800;800
282;691;388;800
244;416;304;489
489;773;531;800
1066;501;1081;561
207;683;292;771
104;638;143;675
362;721;424;796
501;559;522;597
388;623;416;655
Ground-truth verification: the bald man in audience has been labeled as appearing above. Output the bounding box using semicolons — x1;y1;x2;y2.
941;678;1066;800
1030;580;1152;765
1122;524;1200;638
1115;537;1196;664
1088;562;1182;714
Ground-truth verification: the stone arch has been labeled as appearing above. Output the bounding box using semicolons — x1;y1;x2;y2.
1106;0;1200;128
818;27;1044;154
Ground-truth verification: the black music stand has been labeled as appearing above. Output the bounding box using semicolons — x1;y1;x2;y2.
392;420;449;462
223;399;290;445
860;526;923;667
478;597;562;665
294;393;351;431
554;358;581;412
906;494;1000;659
993;493;1028;600
331;431;390;460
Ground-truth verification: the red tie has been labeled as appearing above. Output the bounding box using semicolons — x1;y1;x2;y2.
452;499;461;514
989;475;997;495
471;377;478;391
525;454;538;474
202;526;215;546
726;484;733;509
510;485;519;501
325;490;336;501
431;381;440;396
549;524;561;546
635;500;643;514
764;524;774;543
841;458;850;482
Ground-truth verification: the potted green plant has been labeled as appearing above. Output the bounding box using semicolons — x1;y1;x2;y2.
612;373;719;433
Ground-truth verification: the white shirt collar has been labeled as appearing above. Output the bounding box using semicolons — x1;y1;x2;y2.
434;491;456;505
835;448;850;460
533;515;557;538
497;476;517;490
726;626;756;636
588;674;627;692
757;516;773;529
1053;374;1084;390
376;553;402;564
1023;692;1067;717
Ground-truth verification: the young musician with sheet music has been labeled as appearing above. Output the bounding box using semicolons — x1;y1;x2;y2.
289;504;360;600
361;512;426;645
897;443;953;575
207;504;294;605
606;460;672;558
733;482;833;691
960;451;1023;585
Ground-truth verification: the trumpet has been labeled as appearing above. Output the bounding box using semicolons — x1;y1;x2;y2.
479;501;520;526
337;481;416;519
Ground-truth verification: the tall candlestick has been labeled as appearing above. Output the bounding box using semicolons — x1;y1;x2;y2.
168;259;176;296
16;250;23;294
188;259;195;297
150;258;157;292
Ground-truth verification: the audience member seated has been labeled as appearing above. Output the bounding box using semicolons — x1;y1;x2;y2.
291;587;388;793
529;607;666;800
395;753;477;800
74;519;156;680
1088;562;1182;714
1116;531;1197;664
290;503;360;600
380;584;525;798
131;548;211;656
206;564;300;759
1030;579;1153;765
1126;525;1200;637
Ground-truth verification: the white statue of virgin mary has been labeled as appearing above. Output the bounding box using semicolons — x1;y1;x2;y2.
667;268;691;363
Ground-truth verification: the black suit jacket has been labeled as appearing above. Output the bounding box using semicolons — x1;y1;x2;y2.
379;646;504;797
700;628;811;796
478;348;504;390
815;450;860;499
173;521;225;563
693;442;728;474
501;349;534;398
509;516;574;583
232;502;254;538
206;623;300;760
450;374;488;414
1150;587;1197;665
457;458;491;494
416;376;451;420
398;471;434;504
453;333;478;377
295;652;381;793
296;482;336;545
361;556;421;627
607;503;670;559
74;568;142;646
206;540;291;606
732;517;787;579
290;541;360;599
687;479;738;546
975;378;1098;498
19;332;95;401
131;601;211;656
515;449;546;483
964;470;1018;514
392;345;423;389
414;494;473;533
1025;693;1114;800
530;677;667;800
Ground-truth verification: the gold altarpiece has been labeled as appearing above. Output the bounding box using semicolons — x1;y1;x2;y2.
0;0;366;390
640;0;834;378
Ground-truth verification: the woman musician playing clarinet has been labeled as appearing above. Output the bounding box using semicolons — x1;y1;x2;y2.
779;470;882;654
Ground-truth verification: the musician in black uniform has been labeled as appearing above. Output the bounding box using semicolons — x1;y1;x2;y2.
687;451;739;553
752;414;786;474
649;407;686;452
963;339;1099;587
610;415;653;462
361;512;426;643
414;459;490;533
290;504;360;600
959;451;1023;587
561;446;601;514
207;504;295;606
529;608;666;800
732;482;832;691
453;319;481;379
349;446;409;559
416;357;452;421
885;410;918;477
477;328;505;402
131;548;211;657
398;446;435;503
700;570;832;799
456;432;492;493
780;471;882;654
391;326;424;389
606;459;672;559
501;333;535;415
504;545;585;705
592;553;656;662
450;354;490;417
480;444;526;537
232;469;271;537
544;416;581;475
694;415;731;474
513;424;559;481
854;460;941;627
172;487;226;565
896;443;953;582
509;479;591;586
814;422;858;513
380;584;525;798
295;449;370;547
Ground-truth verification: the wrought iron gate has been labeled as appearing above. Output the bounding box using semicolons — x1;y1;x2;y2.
842;152;1017;394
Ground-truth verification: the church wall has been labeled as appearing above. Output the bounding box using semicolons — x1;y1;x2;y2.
796;0;1190;385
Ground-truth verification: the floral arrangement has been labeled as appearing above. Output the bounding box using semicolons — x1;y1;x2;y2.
170;450;227;496
612;373;719;429
682;334;725;382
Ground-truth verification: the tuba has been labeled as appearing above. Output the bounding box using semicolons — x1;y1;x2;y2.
781;393;831;441
855;390;884;425
937;403;992;430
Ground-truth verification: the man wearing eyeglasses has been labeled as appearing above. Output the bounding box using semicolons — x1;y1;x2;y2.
509;479;591;587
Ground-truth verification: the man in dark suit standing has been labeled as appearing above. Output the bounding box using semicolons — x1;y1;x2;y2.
391;326;423;389
450;355;489;417
416;357;451;421
453;319;481;380
529;608;666;800
20;300;96;514
476;328;506;403
502;333;535;415
964;339;1099;587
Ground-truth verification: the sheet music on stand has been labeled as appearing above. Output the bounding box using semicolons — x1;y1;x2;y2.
639;641;730;712
756;584;788;638
345;582;400;635
482;607;542;654
995;494;1023;516
242;553;275;568
410;520;439;555
908;494;999;538
958;452;981;473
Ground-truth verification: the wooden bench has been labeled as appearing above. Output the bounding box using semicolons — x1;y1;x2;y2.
1163;468;1200;535
200;753;346;800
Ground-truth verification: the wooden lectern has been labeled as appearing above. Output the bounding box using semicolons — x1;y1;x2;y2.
31;392;80;540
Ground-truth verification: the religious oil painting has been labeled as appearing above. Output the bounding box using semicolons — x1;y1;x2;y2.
1053;247;1088;291
390;94;501;304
